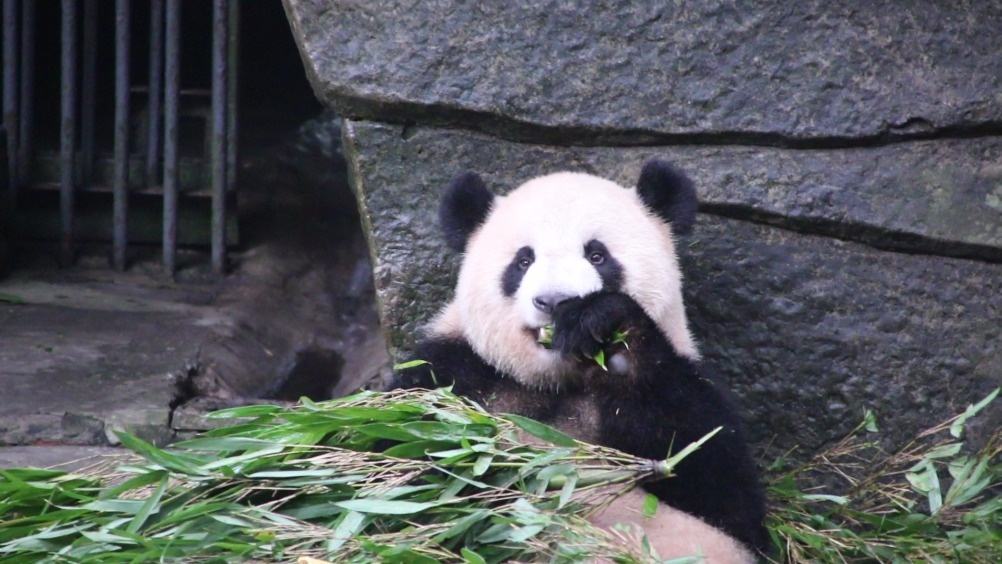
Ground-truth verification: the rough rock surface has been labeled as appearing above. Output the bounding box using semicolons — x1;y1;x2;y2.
685;216;1001;454
344;122;1002;263
283;1;1002;456
284;0;1002;142
342;120;1002;352
343;119;1002;455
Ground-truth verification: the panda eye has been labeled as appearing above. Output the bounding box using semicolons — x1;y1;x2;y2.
589;251;605;265
518;256;533;270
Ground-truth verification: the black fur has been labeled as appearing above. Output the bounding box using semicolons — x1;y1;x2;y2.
394;292;769;555
584;239;623;292
440;172;495;252
500;246;534;296
636;160;698;236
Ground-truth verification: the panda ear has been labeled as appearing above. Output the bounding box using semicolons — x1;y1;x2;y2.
636;160;698;236
439;172;495;252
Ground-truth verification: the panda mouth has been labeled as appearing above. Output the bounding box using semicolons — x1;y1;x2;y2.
529;324;555;349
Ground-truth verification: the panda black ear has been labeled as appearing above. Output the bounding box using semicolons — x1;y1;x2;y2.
439;172;495;252
636;160;698;236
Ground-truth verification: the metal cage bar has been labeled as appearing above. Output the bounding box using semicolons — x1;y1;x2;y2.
210;0;229;274
226;0;239;191
16;0;33;185
80;0;98;184
3;0;18;201
112;0;131;270
146;0;163;187
59;0;77;266
4;0;239;273
162;0;181;275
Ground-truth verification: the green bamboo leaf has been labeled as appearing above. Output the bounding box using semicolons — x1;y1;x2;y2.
509;523;545;543
354;423;421;441
663;427;722;474
393;359;430;370
115;431;206;475
802;494;849;505
382;440;457;458
173;436;280;451
461;547;488;564
950;387;999;438
504;414;577;447
433;509;490;543
80;499;147;514
557;473;578;509
327;511;365;552
472;454;493;477
592;349;607;371
206;404;283;419
245;469;338;479
125;472;168;533
100;469;170;500
0;293;25;304
334;499;439;515
642;493;659;518
863;409;879;433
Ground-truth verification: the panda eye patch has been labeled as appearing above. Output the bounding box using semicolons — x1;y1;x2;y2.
501;246;535;296
584;239;623;292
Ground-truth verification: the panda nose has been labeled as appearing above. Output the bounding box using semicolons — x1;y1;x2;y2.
532;293;573;314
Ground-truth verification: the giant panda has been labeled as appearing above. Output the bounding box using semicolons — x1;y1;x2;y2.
394;160;768;562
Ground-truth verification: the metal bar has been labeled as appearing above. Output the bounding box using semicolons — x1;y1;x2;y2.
112;0;130;270
226;0;239;191
80;0;98;184
17;0;33;184
3;0;18;200
211;0;229;274
59;0;77;266
163;0;181;275
146;0;163;186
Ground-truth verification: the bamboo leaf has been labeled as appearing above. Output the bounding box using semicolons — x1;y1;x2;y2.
950;387;999;438
327;511;365;552
393;359;430;370
504;414;577;447
663;427;722;474
642;493;659;518
126;472;168;533
334;499;439;515
461;547;487;564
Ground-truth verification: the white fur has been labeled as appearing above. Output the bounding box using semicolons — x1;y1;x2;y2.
592;490;755;563
430;171;698;388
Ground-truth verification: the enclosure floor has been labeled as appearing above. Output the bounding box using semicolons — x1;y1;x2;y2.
0;113;387;462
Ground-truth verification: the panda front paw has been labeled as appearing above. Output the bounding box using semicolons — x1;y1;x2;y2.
551;291;645;361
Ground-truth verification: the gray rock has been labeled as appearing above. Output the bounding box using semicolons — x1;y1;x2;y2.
284;0;1002;142
0;446;128;470
343;119;1002;355
684;216;1002;456
344;121;1002;263
342;119;1002;454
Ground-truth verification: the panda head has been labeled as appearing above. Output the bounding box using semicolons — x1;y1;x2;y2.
430;160;700;389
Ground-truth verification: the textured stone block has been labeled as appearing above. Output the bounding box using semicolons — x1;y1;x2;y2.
285;0;1002;141
343;119;1002;454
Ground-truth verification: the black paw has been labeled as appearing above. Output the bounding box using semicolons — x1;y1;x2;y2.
551;292;641;360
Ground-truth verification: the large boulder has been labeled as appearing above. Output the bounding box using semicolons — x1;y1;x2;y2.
282;0;1002;455
284;0;1002;141
342;120;1002;455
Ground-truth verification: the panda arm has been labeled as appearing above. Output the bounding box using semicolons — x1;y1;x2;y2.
553;292;769;555
390;338;504;399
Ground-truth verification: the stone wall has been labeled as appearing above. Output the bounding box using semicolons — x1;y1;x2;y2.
282;0;1001;456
